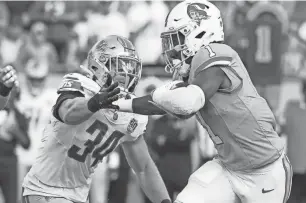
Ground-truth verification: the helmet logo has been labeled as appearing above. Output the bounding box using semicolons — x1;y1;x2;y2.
187;3;210;25
96;40;109;53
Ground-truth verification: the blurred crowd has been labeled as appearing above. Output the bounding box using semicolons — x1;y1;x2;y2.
0;1;303;75
1;1;306;203
0;1;182;74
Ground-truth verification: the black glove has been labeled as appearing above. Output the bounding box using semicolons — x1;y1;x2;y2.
0;65;17;97
87;82;120;113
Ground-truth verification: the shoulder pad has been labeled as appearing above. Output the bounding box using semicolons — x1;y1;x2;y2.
57;73;101;95
191;43;234;77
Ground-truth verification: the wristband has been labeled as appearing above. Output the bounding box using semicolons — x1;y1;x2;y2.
114;98;133;113
0;83;12;97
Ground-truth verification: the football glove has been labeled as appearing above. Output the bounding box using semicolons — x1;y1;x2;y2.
0;65;18;97
87;82;120;113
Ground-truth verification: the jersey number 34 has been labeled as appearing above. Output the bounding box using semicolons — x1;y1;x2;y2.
68;120;125;167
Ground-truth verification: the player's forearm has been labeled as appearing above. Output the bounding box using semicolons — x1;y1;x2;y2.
136;158;171;203
60;98;95;125
0;95;9;110
115;95;166;115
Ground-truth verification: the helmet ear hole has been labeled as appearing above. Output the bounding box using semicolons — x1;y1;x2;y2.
92;75;98;82
195;31;205;39
91;65;98;72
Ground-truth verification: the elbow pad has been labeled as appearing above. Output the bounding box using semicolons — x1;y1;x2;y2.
151;81;205;117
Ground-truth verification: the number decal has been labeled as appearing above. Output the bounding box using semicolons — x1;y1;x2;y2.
68;120;124;167
68;120;107;162
255;25;272;63
62;81;72;88
205;45;216;58
91;130;124;167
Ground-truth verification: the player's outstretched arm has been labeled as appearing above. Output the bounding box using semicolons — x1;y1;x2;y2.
114;80;205;118
114;94;167;115
55;82;120;125
0;65;18;109
121;135;171;203
114;65;225;118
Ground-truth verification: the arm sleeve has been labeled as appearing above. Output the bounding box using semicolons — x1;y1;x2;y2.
52;91;84;122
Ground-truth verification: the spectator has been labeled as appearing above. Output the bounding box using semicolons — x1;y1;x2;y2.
27;1;80;63
18;21;58;73
65;32;82;72
0;17;24;68
5;1;34;28
0;2;9;32
13;59;57;201
127;1;168;64
226;3;249;66
0;87;30;203
86;1;129;41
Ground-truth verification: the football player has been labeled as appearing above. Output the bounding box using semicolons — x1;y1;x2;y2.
14;60;58;196
0;65;18;109
111;0;292;202
22;35;171;203
245;2;289;112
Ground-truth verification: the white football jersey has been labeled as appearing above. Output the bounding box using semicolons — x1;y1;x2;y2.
22;73;148;202
15;85;57;165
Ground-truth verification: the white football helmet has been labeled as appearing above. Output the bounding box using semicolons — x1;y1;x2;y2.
161;0;224;77
86;35;142;94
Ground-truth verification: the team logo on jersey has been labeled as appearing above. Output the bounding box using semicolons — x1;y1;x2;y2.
127;118;138;133
187;3;210;25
